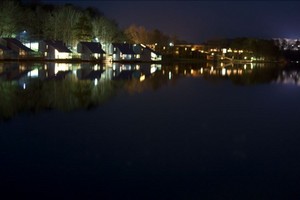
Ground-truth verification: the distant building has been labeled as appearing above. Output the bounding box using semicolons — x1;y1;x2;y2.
77;42;106;61
39;40;72;60
273;38;300;51
157;43;205;59
0;38;34;58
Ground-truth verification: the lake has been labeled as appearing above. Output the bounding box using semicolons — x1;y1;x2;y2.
1;61;300;200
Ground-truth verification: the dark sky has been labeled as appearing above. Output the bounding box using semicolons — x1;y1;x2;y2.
41;0;300;43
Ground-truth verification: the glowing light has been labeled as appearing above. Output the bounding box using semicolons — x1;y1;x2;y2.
150;66;156;74
169;42;174;47
200;68;203;74
221;68;226;76
227;69;232;76
94;78;98;86
140;74;145;82
28;68;39;77
23;83;26;89
244;64;247;70
54;63;71;74
168;72;172;80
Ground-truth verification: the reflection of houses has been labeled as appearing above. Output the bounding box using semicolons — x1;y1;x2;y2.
133;44;162;61
111;62;160;80
39;40;72;60
110;43;136;61
77;42;106;61
0;38;34;58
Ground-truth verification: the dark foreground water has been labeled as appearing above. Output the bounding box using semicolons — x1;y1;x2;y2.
1;62;300;199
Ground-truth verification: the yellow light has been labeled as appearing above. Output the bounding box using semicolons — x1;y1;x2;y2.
140;74;145;82
227;69;231;76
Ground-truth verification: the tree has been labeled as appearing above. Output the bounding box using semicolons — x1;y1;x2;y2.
43;4;81;47
0;0;22;37
92;16;124;50
73;13;93;42
124;24;149;44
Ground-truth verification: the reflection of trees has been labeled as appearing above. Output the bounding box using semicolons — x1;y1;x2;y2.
0;62;288;120
229;65;282;85
41;78;116;111
0;82;18;119
0;78;117;120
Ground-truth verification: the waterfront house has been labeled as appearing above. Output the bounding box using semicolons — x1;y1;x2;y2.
39;40;72;60
0;38;34;58
110;43;136;62
77;42;106;61
133;44;162;62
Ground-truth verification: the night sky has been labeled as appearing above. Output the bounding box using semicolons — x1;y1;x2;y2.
42;0;300;43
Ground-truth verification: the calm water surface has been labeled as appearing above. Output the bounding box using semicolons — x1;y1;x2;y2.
1;62;300;199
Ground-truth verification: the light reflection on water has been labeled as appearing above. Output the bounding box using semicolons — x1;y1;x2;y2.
0;61;298;119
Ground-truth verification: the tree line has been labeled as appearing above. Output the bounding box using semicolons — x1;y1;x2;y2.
0;0;181;49
205;37;282;60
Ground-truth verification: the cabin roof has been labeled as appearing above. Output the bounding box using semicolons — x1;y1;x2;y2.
113;43;136;54
1;38;34;52
43;40;72;53
79;42;106;54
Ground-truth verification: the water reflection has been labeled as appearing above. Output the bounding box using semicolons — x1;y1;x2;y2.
0;61;297;119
